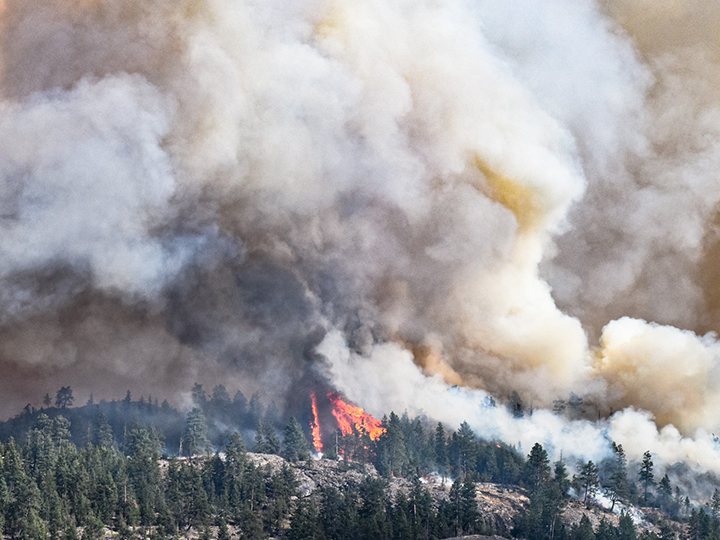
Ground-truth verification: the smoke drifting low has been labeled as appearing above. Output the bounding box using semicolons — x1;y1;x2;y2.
1;0;720;480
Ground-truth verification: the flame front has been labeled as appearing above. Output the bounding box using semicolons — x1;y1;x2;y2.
310;392;323;453
327;392;386;441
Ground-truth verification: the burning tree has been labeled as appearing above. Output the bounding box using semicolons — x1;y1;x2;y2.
310;392;323;453
307;392;387;460
327;392;386;441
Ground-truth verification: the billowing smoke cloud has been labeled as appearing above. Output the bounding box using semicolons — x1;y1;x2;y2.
596;318;720;435
2;0;720;483
318;329;720;491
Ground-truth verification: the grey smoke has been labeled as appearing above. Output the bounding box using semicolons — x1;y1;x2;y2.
0;0;720;486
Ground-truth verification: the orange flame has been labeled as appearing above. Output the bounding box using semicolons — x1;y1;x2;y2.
310;392;323;453
327;392;386;441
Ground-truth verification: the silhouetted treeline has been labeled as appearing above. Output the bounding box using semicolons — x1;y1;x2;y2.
0;384;273;454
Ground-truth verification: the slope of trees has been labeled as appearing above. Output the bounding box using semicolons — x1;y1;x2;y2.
0;386;715;540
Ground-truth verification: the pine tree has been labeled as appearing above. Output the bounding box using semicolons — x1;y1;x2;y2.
658;474;672;511
434;423;449;478
90;413;114;449
264;424;280;455
376;412;409;477
248;393;263;429
454;422;477;478
554;460;571;498
217;518;231;540
524;443;551;492
181;408;211;457
609;443;630;512
265;464;298;535
595;517;615;540
459;480;479;535
552;399;567;416
232;390;248;419
618;512;637;540
568;393;585;419
81;515;103;540
358;477;390;540
319;486;350;540
409;479;435;540
639;451;655;504
391;492;412;540
177;462;210;529
572;515;595;540
124;426;163;526
576;460;599;506
288;499;323;540
253;421;266;453
55;387;74;409
191;383;207;409
4;439;46;540
711;489;720;521
282;417;311;462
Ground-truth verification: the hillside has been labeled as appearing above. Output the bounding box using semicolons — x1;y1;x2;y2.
0;391;709;540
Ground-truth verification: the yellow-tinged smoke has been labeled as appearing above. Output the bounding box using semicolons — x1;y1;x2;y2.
411;343;464;387
596;318;720;434
474;156;546;233
2;0;720;458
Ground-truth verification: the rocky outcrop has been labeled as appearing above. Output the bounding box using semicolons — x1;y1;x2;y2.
248;454;527;535
475;483;529;535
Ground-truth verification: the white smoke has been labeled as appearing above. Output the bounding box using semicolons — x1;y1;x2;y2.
318;327;720;486
1;0;720;489
0;76;181;304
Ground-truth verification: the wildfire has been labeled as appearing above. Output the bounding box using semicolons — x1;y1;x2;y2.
310;392;323;453
327;392;386;441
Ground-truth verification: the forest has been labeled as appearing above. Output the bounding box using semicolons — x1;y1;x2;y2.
0;385;718;540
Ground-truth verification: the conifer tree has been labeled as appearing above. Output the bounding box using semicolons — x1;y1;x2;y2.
282;417;311;462
319;486;346;540
639;451;655;504
248;393;263;429
4;439;46;540
376;412;409;477
358;477;390;540
434;423;449;478
191;383;207;409
90;413;114;449
524;443;550;492
217;518;230;540
595;518;615;540
253;421;266;453
711;489;720;521
658;474;672;511
572;515;595;540
181;408;211;457
55;387;74;409
576;460;600;506
264;424;280;455
454;422;477;478
618;512;637;540
288;499;323;540
609;443;630;511
554;460;571;498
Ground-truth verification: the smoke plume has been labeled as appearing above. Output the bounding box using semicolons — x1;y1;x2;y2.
2;0;720;482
